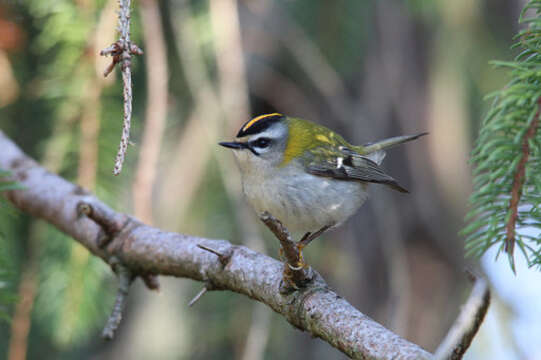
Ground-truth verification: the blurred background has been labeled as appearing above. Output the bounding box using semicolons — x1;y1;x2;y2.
0;0;539;359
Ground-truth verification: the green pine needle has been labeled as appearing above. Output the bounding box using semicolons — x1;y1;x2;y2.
463;0;541;271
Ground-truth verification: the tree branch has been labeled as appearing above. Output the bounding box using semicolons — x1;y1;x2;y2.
100;0;143;175
0;130;433;359
102;259;134;340
434;273;490;360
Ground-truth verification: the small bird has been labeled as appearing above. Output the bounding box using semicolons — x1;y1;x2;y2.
220;113;426;265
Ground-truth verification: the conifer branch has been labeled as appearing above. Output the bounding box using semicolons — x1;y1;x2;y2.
463;0;541;270
505;99;540;256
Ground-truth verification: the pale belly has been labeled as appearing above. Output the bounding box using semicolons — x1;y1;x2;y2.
242;171;368;234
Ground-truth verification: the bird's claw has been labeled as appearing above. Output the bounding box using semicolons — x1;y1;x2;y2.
281;267;300;291
287;262;304;271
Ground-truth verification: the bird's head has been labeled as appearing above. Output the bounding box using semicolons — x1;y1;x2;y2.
219;113;290;176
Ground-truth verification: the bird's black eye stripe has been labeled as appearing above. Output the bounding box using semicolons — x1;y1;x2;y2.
245;137;271;156
247;146;260;156
251;137;271;148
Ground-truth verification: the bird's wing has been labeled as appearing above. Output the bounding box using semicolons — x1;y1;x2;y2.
303;146;408;193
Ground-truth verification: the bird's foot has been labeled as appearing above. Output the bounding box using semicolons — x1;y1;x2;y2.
292;242;308;270
278;243;307;269
281;267;300;291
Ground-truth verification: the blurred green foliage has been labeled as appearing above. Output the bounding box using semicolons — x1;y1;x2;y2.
0;0;529;359
1;0;120;356
33;225;113;347
0;170;21;322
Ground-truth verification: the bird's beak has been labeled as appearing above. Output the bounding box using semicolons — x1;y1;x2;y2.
219;141;247;150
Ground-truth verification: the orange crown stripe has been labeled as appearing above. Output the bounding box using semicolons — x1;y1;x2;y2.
242;113;283;132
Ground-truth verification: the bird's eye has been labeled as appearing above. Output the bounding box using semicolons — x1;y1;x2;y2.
253;138;271;148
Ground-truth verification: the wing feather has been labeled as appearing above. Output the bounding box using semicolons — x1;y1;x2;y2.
304;146;408;193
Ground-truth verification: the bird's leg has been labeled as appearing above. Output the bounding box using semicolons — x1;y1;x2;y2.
295;225;332;268
295;232;311;269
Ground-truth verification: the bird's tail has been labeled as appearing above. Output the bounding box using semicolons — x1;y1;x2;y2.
362;132;428;154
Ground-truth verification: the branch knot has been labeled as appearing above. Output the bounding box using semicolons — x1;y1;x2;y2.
100;39;143;77
197;244;233;267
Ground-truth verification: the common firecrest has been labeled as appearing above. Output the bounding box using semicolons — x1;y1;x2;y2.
219;113;426;257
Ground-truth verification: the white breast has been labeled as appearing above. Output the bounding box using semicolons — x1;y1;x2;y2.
242;163;369;234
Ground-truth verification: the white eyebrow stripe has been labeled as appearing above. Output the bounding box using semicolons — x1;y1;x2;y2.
246;125;282;145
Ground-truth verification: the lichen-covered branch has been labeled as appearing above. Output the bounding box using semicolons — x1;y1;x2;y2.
0;131;433;359
100;0;143;175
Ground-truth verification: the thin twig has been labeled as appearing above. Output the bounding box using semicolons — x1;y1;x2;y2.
197;244;233;267
434;272;490;360
260;212;313;291
188;285;211;307
505;97;540;258
102;259;134;340
197;244;225;257
77;200;126;247
100;0;143;176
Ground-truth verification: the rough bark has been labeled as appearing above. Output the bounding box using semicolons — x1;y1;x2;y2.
0;131;432;360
